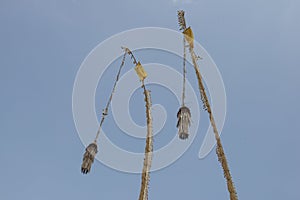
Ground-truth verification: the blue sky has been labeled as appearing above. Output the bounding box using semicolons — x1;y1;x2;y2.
0;0;300;199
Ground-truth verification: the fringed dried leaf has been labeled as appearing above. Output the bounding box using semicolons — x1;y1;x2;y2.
81;142;98;174
177;106;191;140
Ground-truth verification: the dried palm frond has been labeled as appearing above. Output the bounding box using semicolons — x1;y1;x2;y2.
81;142;98;174
176;106;191;140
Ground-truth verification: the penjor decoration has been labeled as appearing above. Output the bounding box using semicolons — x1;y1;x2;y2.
79;47;153;200
177;10;238;200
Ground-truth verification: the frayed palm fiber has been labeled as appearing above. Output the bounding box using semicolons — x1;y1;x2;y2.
81;142;98;174
138;89;153;200
177;106;191;140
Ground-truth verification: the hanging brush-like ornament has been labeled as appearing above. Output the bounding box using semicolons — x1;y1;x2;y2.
81;142;98;174
176;10;238;200
177;106;191;140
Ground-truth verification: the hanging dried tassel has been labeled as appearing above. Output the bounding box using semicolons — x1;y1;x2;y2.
81;142;98;174
176;106;191;140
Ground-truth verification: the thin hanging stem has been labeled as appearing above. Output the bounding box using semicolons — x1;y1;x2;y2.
94;52;127;142
94;47;137;142
178;10;238;200
182;38;187;106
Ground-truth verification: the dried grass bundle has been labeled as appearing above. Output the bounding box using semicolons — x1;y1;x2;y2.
176;106;191;140
81;142;98;174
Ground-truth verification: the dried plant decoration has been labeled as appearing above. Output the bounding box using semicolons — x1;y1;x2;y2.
81;142;98;174
177;10;238;200
78;46;154;198
177;106;191;139
79;47;155;200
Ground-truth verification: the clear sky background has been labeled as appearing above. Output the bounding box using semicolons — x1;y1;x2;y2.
1;0;300;199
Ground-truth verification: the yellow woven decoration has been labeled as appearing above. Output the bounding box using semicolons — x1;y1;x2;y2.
183;27;194;48
135;62;147;81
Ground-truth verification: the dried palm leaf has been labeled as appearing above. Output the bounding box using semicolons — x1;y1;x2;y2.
81;142;98;174
176;106;191;140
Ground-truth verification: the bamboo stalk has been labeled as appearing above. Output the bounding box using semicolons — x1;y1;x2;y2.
138;86;153;200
